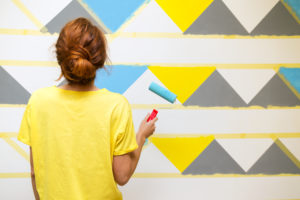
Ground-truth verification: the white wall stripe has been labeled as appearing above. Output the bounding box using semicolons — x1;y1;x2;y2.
132;109;300;134
1;35;300;64
0;35;57;61
109;37;300;64
120;176;300;200
0;178;35;199
2;107;299;134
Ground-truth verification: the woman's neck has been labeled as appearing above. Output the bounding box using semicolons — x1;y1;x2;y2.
59;81;99;91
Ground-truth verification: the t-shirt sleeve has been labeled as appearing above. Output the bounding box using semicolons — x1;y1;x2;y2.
17;99;32;146
112;96;138;156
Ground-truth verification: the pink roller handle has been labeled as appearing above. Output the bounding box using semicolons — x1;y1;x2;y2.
147;109;158;122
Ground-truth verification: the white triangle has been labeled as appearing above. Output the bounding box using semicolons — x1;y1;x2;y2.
279;138;300;162
217;138;273;172
217;69;276;104
135;143;180;173
123;0;181;33
0;0;37;29
124;69;181;104
222;0;279;33
2;66;62;94
0;139;30;172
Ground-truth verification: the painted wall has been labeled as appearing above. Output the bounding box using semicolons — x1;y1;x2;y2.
1;0;300;199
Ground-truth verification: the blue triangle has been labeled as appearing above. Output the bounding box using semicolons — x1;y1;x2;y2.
284;0;300;19
83;0;148;32
279;67;300;93
95;65;148;94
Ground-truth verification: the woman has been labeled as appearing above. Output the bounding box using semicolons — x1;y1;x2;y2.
18;18;157;200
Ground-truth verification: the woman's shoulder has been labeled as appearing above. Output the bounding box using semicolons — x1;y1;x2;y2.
103;89;129;104
31;86;55;98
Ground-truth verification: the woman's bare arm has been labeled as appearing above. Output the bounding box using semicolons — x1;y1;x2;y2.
30;147;40;200
113;114;157;186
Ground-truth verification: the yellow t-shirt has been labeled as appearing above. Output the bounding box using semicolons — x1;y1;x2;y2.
18;86;138;200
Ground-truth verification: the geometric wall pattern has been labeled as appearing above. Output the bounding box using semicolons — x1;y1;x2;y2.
1;0;300;199
1;65;299;107
41;0;300;35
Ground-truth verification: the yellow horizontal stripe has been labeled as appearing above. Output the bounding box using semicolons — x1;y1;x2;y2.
1;29;300;40
1;61;299;69
132;173;300;178
1;173;298;179
1;104;300;110
0;29;56;36
111;63;300;68
2;132;300;139
0;60;58;67
0;173;30;178
0;133;18;138
130;104;300;110
152;133;300;139
0;104;26;108
110;32;300;39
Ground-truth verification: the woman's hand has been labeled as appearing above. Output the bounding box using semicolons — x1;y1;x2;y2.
137;113;158;141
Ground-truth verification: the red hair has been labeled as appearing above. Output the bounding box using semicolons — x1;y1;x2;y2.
56;18;107;85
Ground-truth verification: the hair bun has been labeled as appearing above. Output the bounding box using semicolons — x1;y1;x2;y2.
56;18;107;85
62;45;96;84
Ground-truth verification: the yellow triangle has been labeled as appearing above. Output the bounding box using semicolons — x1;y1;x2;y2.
155;0;213;32
150;136;214;172
149;66;215;103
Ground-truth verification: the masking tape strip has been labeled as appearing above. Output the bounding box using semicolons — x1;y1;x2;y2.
132;173;300;178
0;60;299;69
0;172;299;179
11;0;44;29
0;173;30;178
275;139;300;169
281;0;300;24
1;103;300;110
151;133;300;139
2;132;300;139
0;60;58;67
2;138;29;162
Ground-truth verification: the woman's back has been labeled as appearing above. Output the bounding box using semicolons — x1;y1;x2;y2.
18;86;137;200
18;17;157;200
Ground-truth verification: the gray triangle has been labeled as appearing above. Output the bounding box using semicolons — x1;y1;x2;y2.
44;0;107;34
184;70;247;107
182;140;245;175
247;141;300;174
184;0;248;35
0;66;31;104
251;2;300;35
249;74;300;107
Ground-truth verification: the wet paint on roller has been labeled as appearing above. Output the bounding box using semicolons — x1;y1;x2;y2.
149;82;177;103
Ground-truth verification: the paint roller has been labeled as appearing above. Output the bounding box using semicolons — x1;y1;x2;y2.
144;82;177;144
148;82;177;103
